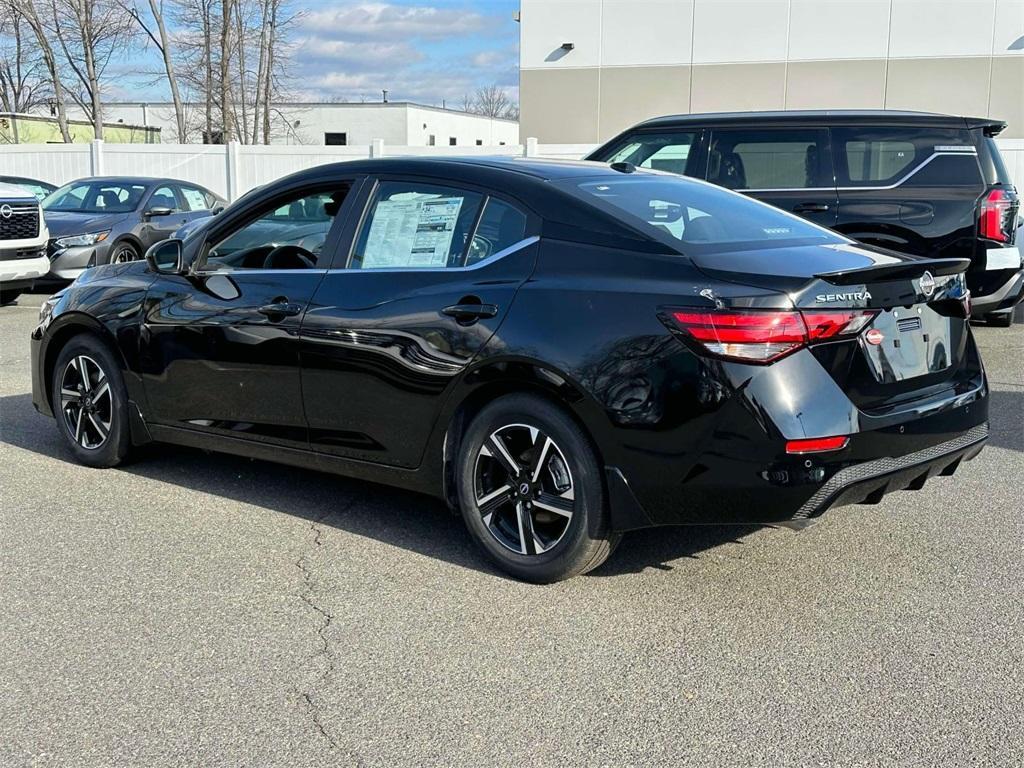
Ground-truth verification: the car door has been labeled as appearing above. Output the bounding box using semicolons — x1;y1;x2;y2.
300;177;539;468
704;126;839;229
139;184;190;248
138;178;363;449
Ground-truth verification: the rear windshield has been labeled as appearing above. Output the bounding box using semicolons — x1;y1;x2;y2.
564;175;849;255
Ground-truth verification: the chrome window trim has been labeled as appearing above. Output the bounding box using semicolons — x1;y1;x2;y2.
331;235;539;274
192;268;330;276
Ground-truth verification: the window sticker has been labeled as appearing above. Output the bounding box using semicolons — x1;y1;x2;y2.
363;195;464;268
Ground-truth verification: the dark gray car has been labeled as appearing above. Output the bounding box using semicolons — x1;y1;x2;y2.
41;176;225;281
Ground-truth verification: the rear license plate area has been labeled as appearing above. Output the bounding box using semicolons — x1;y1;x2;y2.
860;305;954;383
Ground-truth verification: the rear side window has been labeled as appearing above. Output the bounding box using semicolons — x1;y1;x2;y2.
594;131;698;175
832;127;982;187
706;128;830;190
179;186;210;211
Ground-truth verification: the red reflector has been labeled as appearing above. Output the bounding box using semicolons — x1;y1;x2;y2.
980;188;1012;243
785;436;849;454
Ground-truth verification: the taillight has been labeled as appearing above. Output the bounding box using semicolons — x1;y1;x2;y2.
979;188;1014;243
666;308;877;364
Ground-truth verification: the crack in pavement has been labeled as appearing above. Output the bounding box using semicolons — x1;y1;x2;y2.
294;496;364;761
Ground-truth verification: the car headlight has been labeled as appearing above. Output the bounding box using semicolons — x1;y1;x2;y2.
38;293;61;325
54;230;110;248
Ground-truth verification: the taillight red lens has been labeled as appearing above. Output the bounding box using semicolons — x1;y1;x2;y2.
980;188;1012;243
667;309;878;364
785;436;849;454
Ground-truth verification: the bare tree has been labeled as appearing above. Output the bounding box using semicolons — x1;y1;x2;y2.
6;0;71;140
49;0;136;139
0;8;46;112
462;84;519;120
124;0;186;141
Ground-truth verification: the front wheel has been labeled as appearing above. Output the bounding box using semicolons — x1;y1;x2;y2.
52;334;132;468
456;394;619;583
109;242;140;264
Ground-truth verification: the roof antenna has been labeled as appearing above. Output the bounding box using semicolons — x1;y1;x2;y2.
610;161;636;174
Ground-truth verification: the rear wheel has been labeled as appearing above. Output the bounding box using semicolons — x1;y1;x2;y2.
456;394;619;582
52;335;132;468
985;311;1014;328
0;289;22;306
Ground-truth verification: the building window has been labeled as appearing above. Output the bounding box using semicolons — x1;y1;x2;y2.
324;132;347;146
428;135;436;146
499;141;506;146
475;139;483;146
449;137;457;146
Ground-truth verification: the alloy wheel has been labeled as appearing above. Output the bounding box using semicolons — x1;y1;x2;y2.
59;354;113;450
111;246;137;264
473;423;575;556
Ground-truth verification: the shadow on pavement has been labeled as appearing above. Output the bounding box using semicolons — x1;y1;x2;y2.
0;392;750;580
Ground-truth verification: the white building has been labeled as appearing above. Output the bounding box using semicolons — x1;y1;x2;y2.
68;101;519;147
519;0;1024;142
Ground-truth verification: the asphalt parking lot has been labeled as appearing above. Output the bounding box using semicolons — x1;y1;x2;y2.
1;292;1022;767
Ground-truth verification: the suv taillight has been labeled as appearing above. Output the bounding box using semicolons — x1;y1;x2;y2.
665;309;876;364
979;188;1015;243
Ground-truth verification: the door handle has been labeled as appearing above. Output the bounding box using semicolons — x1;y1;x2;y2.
793;202;830;213
441;303;499;322
258;301;303;318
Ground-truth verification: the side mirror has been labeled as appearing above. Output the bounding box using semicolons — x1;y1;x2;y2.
145;206;173;219
145;238;184;275
212;204;225;216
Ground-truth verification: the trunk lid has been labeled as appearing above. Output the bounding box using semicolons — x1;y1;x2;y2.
692;242;978;410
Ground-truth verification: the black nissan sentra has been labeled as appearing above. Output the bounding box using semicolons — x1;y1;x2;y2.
30;158;989;582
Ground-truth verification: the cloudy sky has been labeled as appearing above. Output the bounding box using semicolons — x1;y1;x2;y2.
110;0;521;107
289;1;521;105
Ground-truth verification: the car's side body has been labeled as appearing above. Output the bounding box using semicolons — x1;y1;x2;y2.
31;158;989;539
42;176;226;281
587;110;1022;321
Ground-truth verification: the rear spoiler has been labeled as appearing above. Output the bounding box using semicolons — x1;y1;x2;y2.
815;257;970;286
963;116;1007;136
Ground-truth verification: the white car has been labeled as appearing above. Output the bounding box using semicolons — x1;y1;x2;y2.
0;180;51;305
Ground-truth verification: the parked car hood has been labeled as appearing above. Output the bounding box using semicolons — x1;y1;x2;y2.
43;210;131;238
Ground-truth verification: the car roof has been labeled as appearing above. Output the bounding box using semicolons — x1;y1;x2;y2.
309;156;630;183
74;176;213;188
630;109;1006;131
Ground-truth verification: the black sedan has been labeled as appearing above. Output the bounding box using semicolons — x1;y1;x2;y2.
29;158;989;582
41;176;225;281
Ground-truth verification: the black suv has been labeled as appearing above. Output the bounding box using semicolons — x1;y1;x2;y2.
588;110;1022;326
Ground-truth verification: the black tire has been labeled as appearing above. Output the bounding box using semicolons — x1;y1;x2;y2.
985;311;1014;328
52;334;132;468
0;289;22;306
456;393;619;583
108;241;140;265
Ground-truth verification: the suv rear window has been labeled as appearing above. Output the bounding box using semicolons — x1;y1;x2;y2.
706;128;830;190
566;176;847;255
832;127;982;188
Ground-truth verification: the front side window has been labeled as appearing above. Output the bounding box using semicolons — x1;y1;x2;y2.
567;176;847;256
596;131;698;176
351;182;483;270
149;186;182;212
43;181;147;213
203;187;349;271
707;129;827;190
833;126;981;187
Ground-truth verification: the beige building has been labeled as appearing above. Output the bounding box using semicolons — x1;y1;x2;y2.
519;0;1024;142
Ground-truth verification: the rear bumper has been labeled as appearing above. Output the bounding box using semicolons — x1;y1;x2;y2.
969;267;1024;315
787;423;987;525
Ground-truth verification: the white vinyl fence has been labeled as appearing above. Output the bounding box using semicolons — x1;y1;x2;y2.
2;138;1022;201
0;139;598;201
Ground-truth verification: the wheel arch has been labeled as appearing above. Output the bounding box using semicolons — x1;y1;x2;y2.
106;234;145;264
438;358;608;513
42;314;129;413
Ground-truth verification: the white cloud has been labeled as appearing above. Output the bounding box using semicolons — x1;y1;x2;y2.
298;3;487;41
